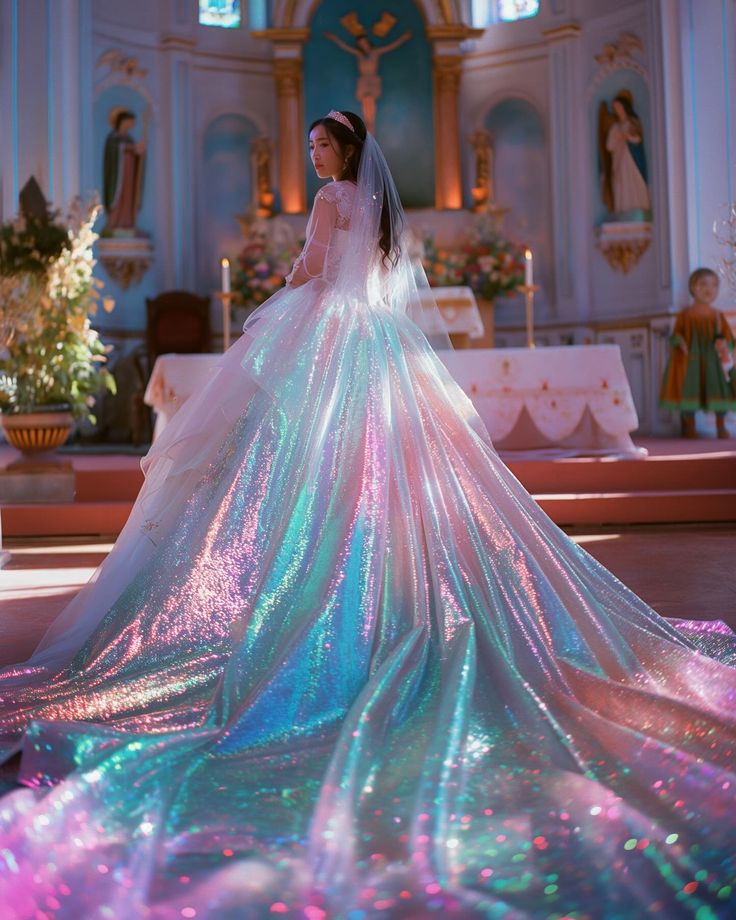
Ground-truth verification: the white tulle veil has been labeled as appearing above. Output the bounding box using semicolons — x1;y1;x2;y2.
336;132;452;350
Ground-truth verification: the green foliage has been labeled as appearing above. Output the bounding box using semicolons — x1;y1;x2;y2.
0;211;69;278
0;198;116;419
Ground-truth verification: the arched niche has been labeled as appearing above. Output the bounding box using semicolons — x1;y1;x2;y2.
94;85;155;238
196;113;260;289
303;0;434;208
483;96;553;311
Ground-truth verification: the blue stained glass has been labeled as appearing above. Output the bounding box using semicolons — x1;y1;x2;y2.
497;0;540;20
199;0;241;29
471;0;540;26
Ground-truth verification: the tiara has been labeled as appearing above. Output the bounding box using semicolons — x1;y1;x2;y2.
325;110;353;132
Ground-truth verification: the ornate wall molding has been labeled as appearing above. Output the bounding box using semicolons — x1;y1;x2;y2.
97;237;155;290
596;222;652;275
96;48;148;80
94;47;156;110
588;31;649;94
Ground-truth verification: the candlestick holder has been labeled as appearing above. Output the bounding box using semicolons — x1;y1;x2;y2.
516;283;540;349
214;291;237;352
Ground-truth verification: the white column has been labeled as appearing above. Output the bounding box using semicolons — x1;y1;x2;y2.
677;0;736;288
649;0;689;307
160;36;196;288
0;0;90;217
543;23;586;320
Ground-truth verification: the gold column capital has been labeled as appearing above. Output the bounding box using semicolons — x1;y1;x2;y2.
433;54;463;93
251;28;310;43
274;58;302;97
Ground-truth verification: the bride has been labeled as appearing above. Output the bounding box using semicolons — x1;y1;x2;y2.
1;111;734;919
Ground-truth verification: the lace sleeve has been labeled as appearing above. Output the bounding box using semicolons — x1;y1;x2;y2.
285;188;339;287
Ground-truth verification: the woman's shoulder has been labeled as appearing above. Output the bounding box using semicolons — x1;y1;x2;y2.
316;180;356;203
314;181;356;224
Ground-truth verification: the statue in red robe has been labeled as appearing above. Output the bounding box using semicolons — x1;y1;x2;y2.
103;108;148;234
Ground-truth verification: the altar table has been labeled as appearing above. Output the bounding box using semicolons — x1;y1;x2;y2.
423;286;484;341
145;345;641;455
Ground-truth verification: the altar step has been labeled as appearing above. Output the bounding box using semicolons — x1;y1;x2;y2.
535;488;736;525
509;443;736;525
1;440;735;536
2;501;133;537
1;452;143;538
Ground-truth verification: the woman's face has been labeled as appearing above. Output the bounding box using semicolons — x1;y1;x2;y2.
309;125;344;180
613;100;626;120
692;273;719;304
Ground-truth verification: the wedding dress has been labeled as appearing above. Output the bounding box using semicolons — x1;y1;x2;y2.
0;136;735;920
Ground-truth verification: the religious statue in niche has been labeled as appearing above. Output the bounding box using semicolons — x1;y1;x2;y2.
324;12;411;134
469;130;494;213
95;100;154;290
102;107;150;236
251;137;275;218
468;130;509;228
597;90;650;220
592;40;653;278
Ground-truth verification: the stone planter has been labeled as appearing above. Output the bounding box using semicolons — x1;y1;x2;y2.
1;409;74;455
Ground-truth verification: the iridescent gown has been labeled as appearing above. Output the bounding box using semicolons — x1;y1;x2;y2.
1;179;735;919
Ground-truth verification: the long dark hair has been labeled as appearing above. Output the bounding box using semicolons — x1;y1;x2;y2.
308;110;399;266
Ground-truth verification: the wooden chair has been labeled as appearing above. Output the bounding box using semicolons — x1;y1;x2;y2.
130;291;211;445
145;290;212;365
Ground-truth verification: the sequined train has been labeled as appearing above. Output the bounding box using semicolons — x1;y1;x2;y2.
1;183;736;917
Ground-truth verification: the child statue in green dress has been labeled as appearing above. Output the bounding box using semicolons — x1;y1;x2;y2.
660;268;736;438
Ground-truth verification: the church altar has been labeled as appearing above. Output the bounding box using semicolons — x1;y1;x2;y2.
145;345;641;455
421;286;484;341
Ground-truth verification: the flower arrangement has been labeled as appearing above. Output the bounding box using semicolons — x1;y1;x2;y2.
422;225;527;302
232;239;295;308
0;193;116;420
422;240;467;287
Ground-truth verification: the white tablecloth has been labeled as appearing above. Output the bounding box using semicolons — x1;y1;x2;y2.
439;346;641;455
145;345;641;455
425;286;484;338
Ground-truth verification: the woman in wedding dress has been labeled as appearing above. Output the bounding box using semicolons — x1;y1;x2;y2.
0;111;734;919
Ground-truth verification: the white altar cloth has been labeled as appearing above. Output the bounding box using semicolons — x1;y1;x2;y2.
438;346;641;454
424;286;484;338
145;345;641;455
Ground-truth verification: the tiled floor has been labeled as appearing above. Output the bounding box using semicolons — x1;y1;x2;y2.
1;525;734;670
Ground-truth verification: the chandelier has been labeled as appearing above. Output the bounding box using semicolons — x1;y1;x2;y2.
714;204;736;292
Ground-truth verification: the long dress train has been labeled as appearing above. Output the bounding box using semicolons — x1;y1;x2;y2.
0;174;735;919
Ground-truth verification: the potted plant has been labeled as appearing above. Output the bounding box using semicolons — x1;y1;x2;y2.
0;180;116;454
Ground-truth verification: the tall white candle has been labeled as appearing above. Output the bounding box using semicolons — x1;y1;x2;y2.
524;248;533;288
221;257;231;294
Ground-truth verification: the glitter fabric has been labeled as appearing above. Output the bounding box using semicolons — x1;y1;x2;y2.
1;172;736;918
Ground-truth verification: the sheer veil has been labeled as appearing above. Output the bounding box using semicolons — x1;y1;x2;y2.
337;133;452;350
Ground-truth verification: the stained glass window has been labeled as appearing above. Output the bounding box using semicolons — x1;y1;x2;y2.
199;0;241;29
471;0;540;25
497;0;540;20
